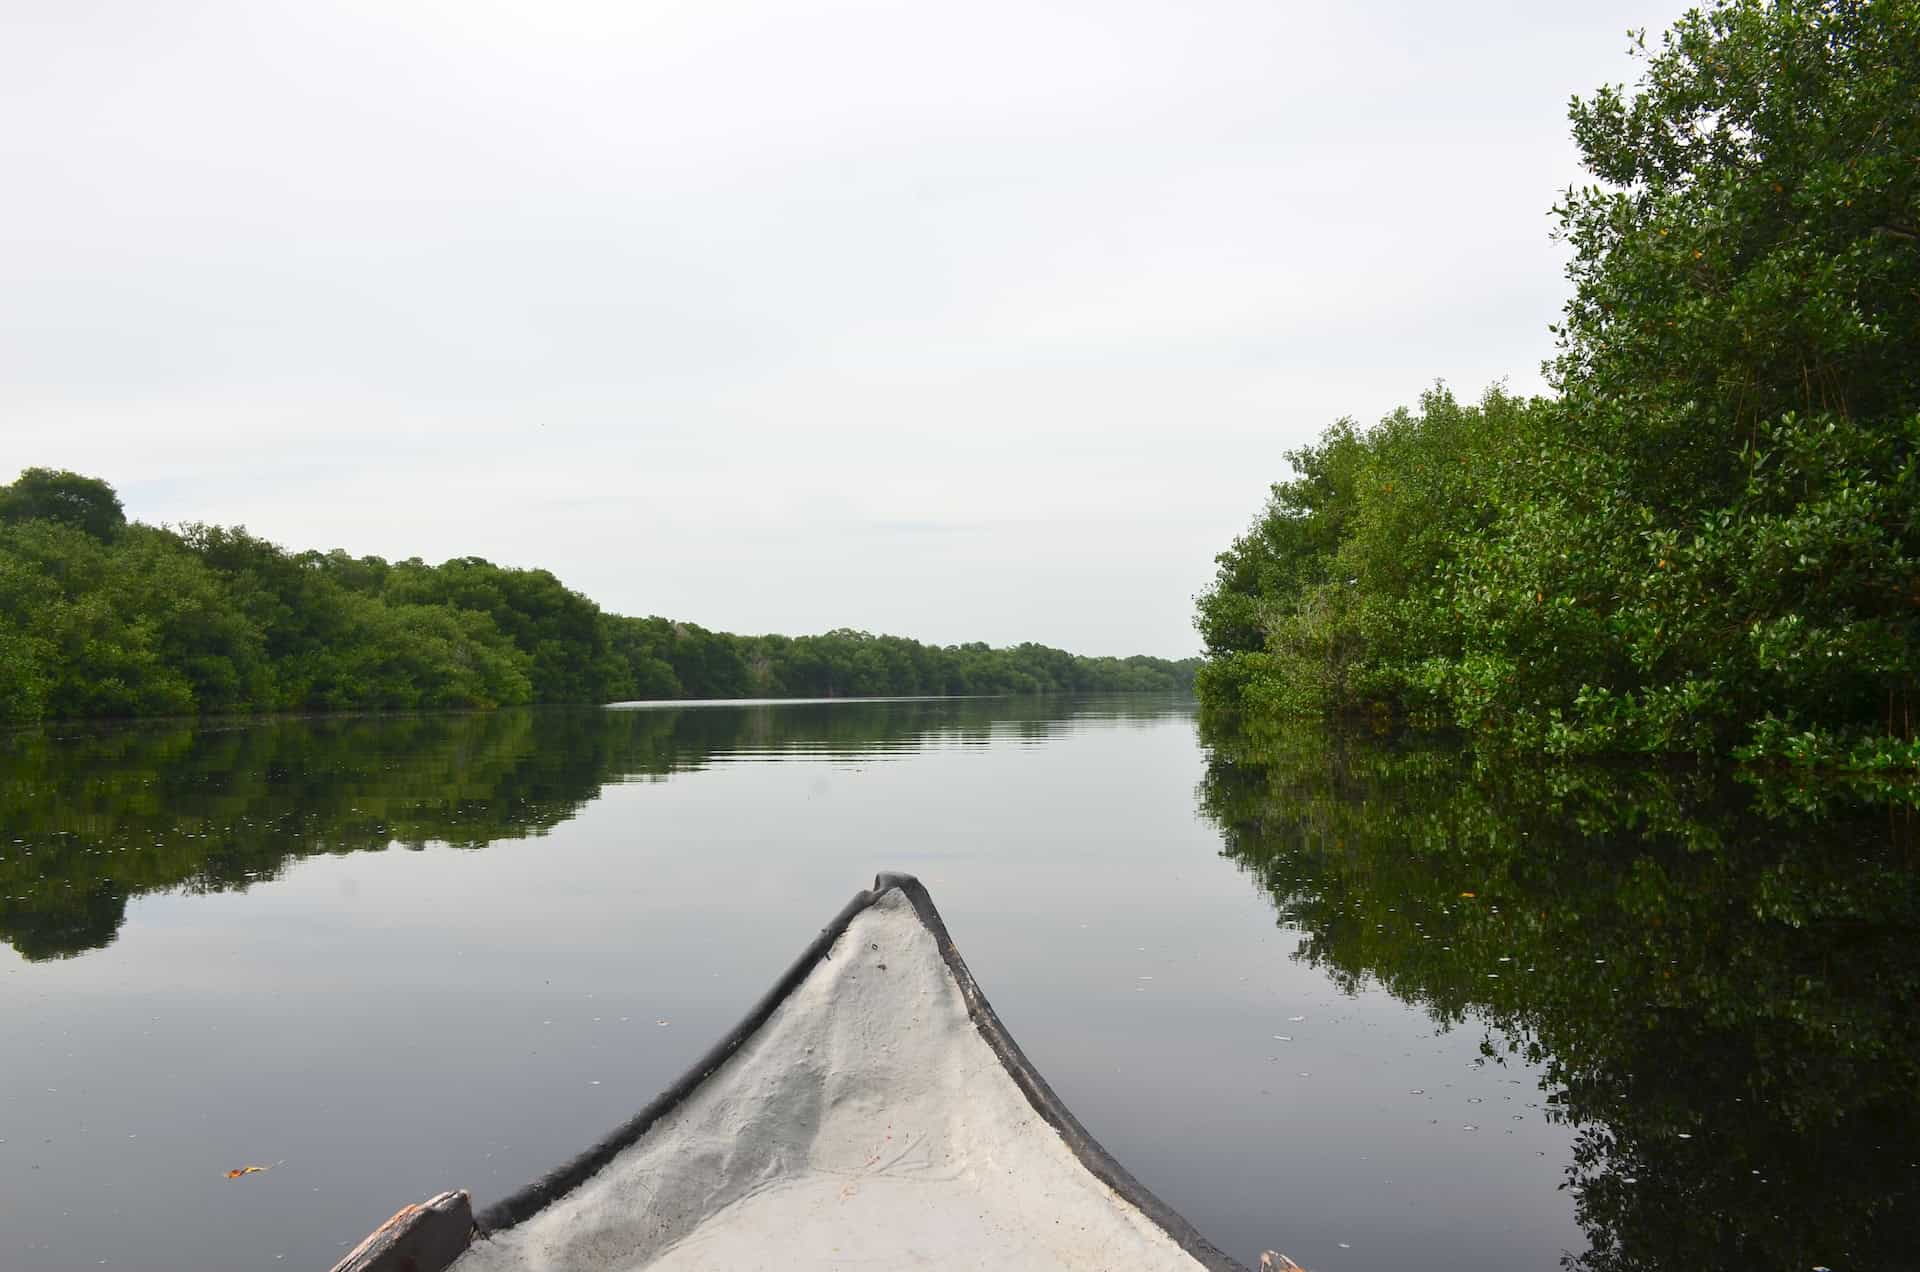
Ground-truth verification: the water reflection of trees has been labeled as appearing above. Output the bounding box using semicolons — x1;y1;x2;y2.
1197;715;1920;1272
0;696;1188;961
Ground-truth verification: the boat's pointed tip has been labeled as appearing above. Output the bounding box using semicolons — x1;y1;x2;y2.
870;870;923;895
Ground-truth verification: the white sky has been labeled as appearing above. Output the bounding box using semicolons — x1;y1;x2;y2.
2;0;1674;657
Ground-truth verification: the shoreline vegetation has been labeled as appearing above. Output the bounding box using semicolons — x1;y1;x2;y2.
1195;0;1919;769
0;472;1196;725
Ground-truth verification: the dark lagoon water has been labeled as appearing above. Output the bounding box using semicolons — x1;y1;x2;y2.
1;697;1914;1271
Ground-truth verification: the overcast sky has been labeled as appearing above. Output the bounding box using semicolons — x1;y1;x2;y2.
3;0;1675;656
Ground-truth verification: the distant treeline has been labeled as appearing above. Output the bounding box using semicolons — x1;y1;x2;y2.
0;470;1195;723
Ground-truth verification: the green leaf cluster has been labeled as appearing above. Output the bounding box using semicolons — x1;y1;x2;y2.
1196;0;1920;765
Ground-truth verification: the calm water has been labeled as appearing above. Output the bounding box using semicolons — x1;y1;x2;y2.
1;698;1913;1271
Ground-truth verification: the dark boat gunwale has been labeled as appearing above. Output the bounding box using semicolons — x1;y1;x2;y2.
335;872;1248;1272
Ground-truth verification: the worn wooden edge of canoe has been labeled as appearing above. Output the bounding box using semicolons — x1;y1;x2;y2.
329;871;1251;1272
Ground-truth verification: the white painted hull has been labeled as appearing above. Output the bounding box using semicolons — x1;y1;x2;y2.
334;875;1246;1272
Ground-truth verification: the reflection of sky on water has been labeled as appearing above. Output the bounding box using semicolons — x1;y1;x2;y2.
0;699;1576;1271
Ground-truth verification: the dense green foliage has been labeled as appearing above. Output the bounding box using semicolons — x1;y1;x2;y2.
1201;715;1920;1271
1197;0;1920;764
0;467;126;541
0;471;1195;723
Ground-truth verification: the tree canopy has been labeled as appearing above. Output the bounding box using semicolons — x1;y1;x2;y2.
1196;0;1920;767
0;467;125;540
